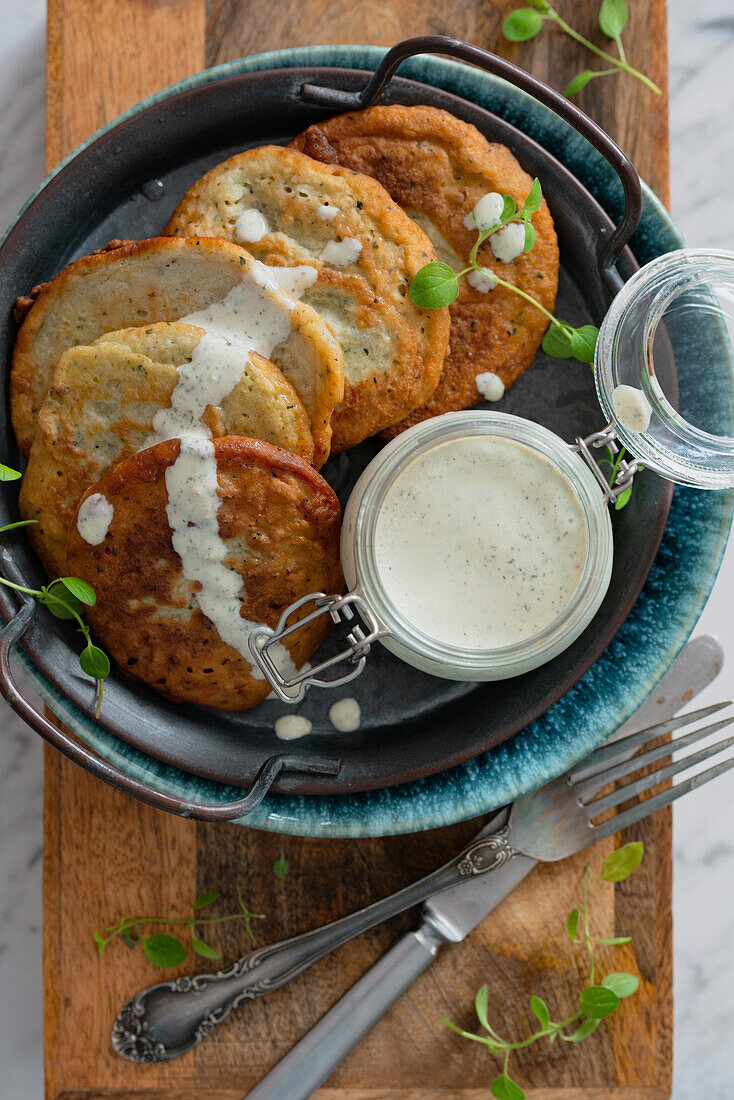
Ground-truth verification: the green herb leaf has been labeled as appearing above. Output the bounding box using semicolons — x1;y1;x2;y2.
567;1017;600;1041
143;933;187;968
491;1072;526;1100
542;325;574;359
42;584;85;620
579;984;620;1019
409;262;459;309
526;0;550;9
599;0;629;38
523;178;543;215
564;70;597;98
475;984;491;1031
601;972;639;999
523;217;536;253
58;576;96;605
600;842;644;882
273;856;290;880
530;995;550;1028
569;325;599;364
503;7;544;41
93;931;106;956
613;486;633;511
596;935;632;946
500;194;517;222
192;887;220;910
192;935;222;960
0;463;21;481
567;908;580;940
79;644;111;680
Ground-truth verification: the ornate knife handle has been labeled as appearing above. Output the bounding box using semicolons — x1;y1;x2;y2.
111;826;517;1063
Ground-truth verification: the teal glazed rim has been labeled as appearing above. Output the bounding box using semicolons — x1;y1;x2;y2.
5;45;733;837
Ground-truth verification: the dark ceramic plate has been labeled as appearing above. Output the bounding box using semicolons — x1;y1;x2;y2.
0;44;730;836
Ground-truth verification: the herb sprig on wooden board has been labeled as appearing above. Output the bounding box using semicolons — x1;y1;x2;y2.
503;0;661;99
444;842;644;1100
0;462;110;706
94;887;265;967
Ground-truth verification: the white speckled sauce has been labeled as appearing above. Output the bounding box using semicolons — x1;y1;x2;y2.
373;436;589;649
76;492;114;545
274;714;313;740
319;237;362;266
612;384;653;432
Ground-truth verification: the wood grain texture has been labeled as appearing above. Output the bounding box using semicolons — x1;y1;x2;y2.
42;0;671;1096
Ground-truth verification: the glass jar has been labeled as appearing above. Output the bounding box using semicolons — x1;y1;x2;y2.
249;248;734;700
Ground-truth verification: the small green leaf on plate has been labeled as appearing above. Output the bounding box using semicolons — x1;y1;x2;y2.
409;262;459;309
0;463;21;481
523;177;543;214
542;325;574;359
614;486;633;511
79;644;111;680
569;325;599;364
59;576;97;605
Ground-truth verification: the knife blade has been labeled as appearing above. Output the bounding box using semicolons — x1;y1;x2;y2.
244;635;723;1100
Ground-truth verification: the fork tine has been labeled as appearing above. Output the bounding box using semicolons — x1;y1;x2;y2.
587;733;734;816
575;716;734;802
569;701;731;782
590;751;734;841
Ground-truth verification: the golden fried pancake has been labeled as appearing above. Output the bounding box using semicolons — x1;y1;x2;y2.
67;437;343;711
291;106;559;433
164;145;450;450
11;236;343;463
19;322;315;578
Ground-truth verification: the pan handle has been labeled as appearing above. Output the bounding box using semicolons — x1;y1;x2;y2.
0;599;340;821
301;35;643;291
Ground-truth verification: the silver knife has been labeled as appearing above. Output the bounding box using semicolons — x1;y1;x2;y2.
244;634;723;1100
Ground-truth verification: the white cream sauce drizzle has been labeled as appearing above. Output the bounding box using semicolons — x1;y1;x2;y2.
153;261;318;674
319;238;362;267
234;209;270;243
274;714;313;740
374;436;588;649
464;192;503;232
491;222;526;263
475;372;505;402
467;267;497;294
612;384;652;432
317;203;339;222
77;493;114;545
329;697;361;732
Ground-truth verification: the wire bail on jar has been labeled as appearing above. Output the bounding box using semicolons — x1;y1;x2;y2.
248;592;385;703
571;423;639;506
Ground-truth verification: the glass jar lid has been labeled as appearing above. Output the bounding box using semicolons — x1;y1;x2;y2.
595;248;734;489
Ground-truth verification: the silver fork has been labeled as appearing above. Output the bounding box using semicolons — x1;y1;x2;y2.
243;700;734;1100
112;695;734;1068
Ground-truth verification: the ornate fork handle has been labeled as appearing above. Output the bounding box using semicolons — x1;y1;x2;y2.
112;827;517;1063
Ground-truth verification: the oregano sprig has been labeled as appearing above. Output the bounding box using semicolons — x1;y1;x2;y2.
93;886;266;967
0;463;110;705
503;0;661;99
444;843;643;1100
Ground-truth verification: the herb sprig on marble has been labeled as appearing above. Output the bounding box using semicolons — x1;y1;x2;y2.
94;887;265;967
0;462;110;704
503;0;661;99
445;843;643;1100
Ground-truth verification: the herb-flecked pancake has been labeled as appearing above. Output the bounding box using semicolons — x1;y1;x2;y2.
67;437;344;711
11;236;343;463
19;322;314;578
164;145;451;450
290;105;559;433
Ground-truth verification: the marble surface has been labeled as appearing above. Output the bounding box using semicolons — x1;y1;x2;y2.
0;2;732;1096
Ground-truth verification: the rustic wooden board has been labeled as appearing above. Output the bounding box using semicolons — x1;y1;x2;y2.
43;1;672;1097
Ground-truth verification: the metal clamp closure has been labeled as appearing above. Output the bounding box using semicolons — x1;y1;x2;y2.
571;422;639;505
248;592;385;703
